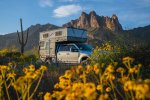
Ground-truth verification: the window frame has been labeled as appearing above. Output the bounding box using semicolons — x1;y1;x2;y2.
58;44;79;52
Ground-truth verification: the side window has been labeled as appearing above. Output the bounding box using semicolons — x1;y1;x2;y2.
69;45;78;52
45;42;49;49
40;41;45;47
69;45;77;50
59;45;70;51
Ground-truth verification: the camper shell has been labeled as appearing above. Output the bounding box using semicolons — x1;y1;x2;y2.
39;27;87;61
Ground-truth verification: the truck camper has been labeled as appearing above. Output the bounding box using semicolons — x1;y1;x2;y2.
39;27;92;64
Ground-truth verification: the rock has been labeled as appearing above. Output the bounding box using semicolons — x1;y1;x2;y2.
63;11;123;32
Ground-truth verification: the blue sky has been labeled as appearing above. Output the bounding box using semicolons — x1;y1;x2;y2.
0;0;150;34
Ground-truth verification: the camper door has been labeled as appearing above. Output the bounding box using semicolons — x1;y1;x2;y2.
39;40;50;57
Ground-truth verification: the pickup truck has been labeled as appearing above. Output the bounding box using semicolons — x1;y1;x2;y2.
56;43;92;63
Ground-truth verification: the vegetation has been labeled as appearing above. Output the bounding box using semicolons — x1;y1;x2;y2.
44;57;150;100
0;42;150;100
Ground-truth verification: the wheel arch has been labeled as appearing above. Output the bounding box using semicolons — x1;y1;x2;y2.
78;55;89;63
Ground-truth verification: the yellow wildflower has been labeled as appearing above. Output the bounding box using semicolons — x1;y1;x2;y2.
59;76;71;89
129;67;136;74
98;94;109;100
94;64;100;74
84;83;96;99
76;65;83;74
106;74;115;81
97;84;103;91
64;70;72;79
86;65;93;74
116;67;125;73
40;65;47;71
23;67;29;74
138;64;142;68
72;82;84;96
29;65;35;72
122;57;134;64
65;93;76;100
7;73;16;79
25;71;33;78
31;73;38;79
144;79;150;83
44;92;51;100
105;87;111;92
0;65;10;71
54;83;59;89
106;65;114;73
35;69;41;76
124;81;135;91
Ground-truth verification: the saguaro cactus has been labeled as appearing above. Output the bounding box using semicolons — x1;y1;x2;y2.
17;18;29;54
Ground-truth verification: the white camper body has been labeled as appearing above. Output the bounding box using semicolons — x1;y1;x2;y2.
39;27;92;63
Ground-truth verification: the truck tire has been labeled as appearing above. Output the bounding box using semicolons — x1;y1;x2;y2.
80;57;90;66
45;57;58;65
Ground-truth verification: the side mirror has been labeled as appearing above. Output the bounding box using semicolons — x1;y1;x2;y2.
71;48;79;52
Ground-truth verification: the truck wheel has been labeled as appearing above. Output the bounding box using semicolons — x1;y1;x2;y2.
45;57;57;65
51;57;57;63
44;57;51;64
81;58;90;66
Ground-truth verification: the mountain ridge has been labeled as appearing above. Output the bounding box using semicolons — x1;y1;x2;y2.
63;11;123;32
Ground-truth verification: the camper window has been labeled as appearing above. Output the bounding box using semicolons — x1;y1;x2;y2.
55;31;62;36
40;41;45;47
43;33;48;38
45;42;49;49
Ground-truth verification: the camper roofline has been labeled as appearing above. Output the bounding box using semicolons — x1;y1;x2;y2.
67;27;87;31
39;27;87;34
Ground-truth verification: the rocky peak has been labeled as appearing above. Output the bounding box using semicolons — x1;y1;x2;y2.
74;11;90;28
112;14;118;20
89;10;97;16
81;11;87;16
63;11;123;32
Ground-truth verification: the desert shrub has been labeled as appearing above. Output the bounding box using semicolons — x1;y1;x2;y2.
0;48;38;65
0;56;150;100
90;42;121;65
24;47;39;59
44;57;150;100
0;64;47;100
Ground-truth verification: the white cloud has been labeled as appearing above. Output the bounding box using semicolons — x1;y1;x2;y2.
53;5;82;18
39;0;52;7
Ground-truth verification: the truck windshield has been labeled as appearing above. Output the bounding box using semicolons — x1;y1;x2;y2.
76;44;92;51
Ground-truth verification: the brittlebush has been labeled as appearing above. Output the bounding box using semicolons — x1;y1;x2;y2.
0;65;47;100
44;57;150;100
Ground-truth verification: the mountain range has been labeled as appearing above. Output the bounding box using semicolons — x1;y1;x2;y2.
0;11;150;51
63;11;122;32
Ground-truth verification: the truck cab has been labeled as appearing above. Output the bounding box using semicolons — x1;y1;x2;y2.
57;43;92;63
